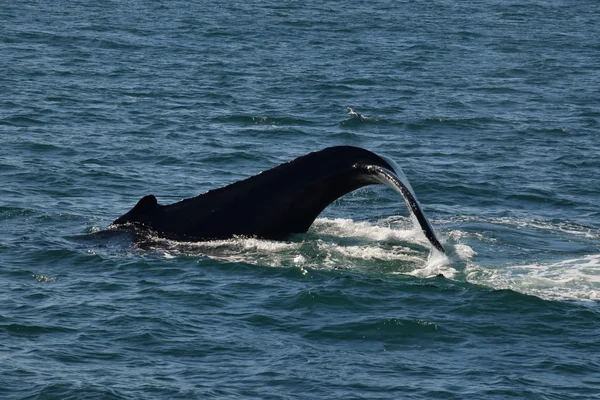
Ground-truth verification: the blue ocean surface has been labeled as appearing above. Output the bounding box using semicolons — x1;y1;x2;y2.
2;0;600;398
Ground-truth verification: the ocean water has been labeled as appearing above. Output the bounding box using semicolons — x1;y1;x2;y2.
2;0;600;398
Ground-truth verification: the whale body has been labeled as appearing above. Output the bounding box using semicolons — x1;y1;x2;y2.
112;146;444;253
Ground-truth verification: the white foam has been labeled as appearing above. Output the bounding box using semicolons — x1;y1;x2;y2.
158;236;301;268
439;216;600;240
404;249;456;279
311;217;430;246
32;274;57;283
143;217;439;272
293;255;306;265
134;215;600;302
455;243;477;261
328;244;419;261
437;216;600;301
466;254;600;301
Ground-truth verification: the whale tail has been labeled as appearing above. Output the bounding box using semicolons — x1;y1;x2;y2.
113;146;444;253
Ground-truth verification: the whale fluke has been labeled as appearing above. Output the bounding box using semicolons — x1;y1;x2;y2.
112;146;444;253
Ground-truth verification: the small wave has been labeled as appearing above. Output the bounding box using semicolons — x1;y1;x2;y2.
0;206;36;220
305;317;440;341
28;383;127;400
405;116;498;130
338;117;379;127
213;114;314;126
199;150;265;164
1;115;48;127
2;323;77;337
440;215;600;240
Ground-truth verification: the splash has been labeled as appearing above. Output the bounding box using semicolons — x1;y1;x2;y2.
405;250;455;279
143;217;444;274
311;217;427;244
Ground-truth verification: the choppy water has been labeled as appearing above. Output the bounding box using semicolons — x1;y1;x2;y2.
2;1;600;398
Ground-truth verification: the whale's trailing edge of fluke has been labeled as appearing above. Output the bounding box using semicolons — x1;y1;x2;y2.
112;146;444;253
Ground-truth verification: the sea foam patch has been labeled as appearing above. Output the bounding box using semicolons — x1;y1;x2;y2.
143;217;439;272
466;254;600;301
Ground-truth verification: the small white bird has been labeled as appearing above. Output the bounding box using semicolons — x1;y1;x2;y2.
347;107;366;122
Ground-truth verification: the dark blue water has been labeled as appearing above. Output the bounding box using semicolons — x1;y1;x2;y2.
2;1;600;398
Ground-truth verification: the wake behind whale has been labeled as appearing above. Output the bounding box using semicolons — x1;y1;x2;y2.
112;146;445;253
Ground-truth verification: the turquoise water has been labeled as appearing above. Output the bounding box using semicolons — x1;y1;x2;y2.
2;1;600;398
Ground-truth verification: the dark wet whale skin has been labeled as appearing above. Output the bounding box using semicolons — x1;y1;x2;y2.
112;146;444;252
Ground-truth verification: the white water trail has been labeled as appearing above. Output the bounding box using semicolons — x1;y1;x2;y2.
465;254;600;301
144;217;448;274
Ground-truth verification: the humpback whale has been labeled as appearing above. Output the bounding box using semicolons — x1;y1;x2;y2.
112;146;444;253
